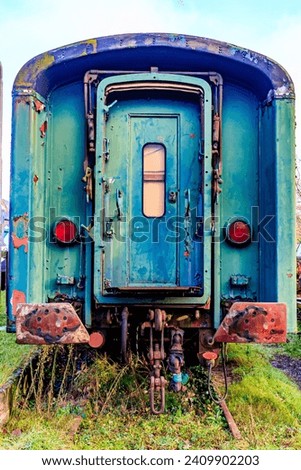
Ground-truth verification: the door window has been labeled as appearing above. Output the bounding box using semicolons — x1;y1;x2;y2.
143;143;166;217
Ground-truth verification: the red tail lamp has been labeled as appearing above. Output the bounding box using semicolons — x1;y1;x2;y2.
226;220;251;246
53;219;78;244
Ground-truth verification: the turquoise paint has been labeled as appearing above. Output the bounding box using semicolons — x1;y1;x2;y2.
275;99;296;332
259;101;277;302
258;99;296;332
44;83;86;304
8;97;31;328
8;34;296;336
27;92;47;304
129;114;178;286
95;73;212;306
220;85;259;304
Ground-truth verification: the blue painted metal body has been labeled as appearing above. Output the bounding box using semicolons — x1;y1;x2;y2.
94;73;212;304
6;33;296;339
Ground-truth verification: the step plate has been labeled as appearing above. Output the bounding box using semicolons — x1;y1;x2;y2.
214;302;287;343
16;303;90;344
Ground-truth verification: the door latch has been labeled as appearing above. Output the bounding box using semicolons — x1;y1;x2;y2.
105;218;114;238
168;189;177;203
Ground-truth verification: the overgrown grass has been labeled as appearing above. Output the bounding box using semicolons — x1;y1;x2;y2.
0;353;231;450
0;333;35;386
225;344;301;449
0;342;300;450
0;292;36;385
1;292;300;450
0;292;6;326
270;322;301;358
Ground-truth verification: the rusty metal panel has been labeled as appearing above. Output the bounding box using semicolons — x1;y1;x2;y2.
16;303;90;345
11;290;26;317
214;302;287;343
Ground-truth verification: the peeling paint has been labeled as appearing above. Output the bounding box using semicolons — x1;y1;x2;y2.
11;233;28;252
40;121;47;138
144;37;154;46
203;297;211;310
14;52;55;88
274;85;293;97
12;214;29;253
33;99;45;112
82;39;97;55
11;290;26;317
12;33;295;101
233;48;259;64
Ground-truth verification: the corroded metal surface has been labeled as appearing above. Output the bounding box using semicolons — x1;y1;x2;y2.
11;214;28;253
11;290;26;316
13;34;294;100
220;400;242;440
16;303;90;344
214;302;287;343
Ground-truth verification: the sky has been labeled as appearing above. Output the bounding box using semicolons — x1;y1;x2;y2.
0;0;301;199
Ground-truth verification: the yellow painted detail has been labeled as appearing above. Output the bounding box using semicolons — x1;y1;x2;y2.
79;39;97;56
15;53;55;88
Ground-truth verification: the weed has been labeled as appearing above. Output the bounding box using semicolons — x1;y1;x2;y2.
273;333;301;358
0;292;6;326
1;292;301;450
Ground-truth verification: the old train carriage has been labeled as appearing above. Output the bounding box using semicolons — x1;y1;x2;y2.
7;34;296;412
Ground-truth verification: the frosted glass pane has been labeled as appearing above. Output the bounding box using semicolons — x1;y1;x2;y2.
143;144;165;217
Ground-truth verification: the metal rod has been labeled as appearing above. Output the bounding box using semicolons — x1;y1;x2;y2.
84;70;223;83
220;399;242;440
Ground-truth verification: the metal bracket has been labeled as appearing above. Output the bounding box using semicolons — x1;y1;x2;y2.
56;274;75;285
15;303;90;344
214;302;287;343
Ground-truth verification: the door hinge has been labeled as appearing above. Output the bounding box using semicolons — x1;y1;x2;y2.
103;138;110;162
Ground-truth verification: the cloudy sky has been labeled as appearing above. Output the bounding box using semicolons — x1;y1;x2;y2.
0;0;300;199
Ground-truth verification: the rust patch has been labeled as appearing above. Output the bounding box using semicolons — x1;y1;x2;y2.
214;302;287;344
33;174;39;184
16;303;90;345
11;290;26;317
40;121;47;138
203;296;211;310
11;233;28;252
12;214;29;253
33;99;45;112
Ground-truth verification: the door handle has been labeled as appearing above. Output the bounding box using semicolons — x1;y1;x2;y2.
116;189;123;220
184;189;190;217
184;189;192;256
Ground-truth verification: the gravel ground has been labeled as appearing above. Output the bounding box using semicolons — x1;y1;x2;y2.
271;355;301;390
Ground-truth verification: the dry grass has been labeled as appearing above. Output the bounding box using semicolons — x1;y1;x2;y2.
0;342;300;450
1;292;301;450
0;293;36;386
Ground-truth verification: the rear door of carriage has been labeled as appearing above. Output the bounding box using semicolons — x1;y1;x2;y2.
94;74;212;304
